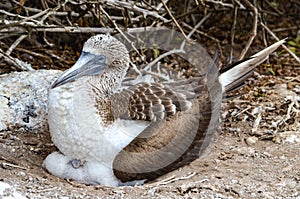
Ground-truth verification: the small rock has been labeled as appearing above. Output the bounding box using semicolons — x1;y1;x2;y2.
273;136;282;144
0;70;61;133
0;182;26;199
245;136;258;145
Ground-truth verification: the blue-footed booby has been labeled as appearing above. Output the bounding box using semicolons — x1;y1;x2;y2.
44;34;284;186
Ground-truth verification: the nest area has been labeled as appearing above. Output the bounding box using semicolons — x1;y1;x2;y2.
0;0;299;76
0;0;299;145
0;1;300;197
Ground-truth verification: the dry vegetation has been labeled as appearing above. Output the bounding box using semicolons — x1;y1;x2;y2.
0;0;300;198
0;0;299;73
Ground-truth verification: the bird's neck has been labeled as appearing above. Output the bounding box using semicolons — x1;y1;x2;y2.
89;65;127;98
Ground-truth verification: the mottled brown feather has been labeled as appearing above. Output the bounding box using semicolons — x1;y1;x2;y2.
111;75;222;182
110;78;205;122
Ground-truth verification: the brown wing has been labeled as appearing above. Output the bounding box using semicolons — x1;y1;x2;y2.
111;77;206;122
112;76;222;182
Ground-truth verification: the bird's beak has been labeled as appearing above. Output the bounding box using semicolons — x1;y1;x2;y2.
51;52;107;88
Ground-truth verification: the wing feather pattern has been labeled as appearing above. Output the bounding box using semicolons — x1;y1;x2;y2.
111;79;206;122
112;76;219;182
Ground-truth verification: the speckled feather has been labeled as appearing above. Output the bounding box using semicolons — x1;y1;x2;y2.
112;77;214;182
45;34;285;185
109;79;206;122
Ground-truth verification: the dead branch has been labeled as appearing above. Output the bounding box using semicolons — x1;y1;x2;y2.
181;22;222;56
99;5;142;60
143;49;185;71
205;0;234;8
151;172;197;186
0;25;112;34
161;0;189;41
0;0;296;73
260;22;300;64
6;35;27;56
106;0;168;22
238;0;258;60
229;6;238;64
0;48;34;71
186;12;212;39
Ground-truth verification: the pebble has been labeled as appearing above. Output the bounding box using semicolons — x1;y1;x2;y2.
0;182;26;199
245;136;258;145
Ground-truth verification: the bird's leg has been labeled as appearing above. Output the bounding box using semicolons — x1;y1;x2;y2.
70;159;86;168
118;179;147;186
43;151;85;181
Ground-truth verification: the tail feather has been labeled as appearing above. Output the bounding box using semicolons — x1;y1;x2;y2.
219;57;253;74
219;39;286;93
225;71;253;94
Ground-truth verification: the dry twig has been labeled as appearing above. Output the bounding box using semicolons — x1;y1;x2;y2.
206;0;234;8
238;0;258;60
151;172;197;186
260;22;300;64
229;6;238;64
5;34;27;56
1;162;28;170
0;48;34;71
143;49;185;71
161;0;189;41
99;5;142;60
107;0;168;22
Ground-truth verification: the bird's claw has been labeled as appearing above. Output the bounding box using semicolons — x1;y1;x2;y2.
118;179;147;187
70;159;86;168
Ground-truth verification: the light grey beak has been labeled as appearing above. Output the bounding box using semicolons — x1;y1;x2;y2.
51;52;107;88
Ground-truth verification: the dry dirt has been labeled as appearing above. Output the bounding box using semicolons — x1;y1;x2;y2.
0;67;299;198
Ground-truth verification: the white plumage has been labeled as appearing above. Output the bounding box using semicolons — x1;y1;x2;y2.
44;34;284;186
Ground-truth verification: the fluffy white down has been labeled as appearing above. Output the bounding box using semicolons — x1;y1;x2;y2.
45;80;150;186
43;152;119;186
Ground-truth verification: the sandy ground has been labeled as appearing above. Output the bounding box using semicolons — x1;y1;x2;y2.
0;72;299;198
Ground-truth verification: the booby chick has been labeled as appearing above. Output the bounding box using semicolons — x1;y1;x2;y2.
44;34;284;186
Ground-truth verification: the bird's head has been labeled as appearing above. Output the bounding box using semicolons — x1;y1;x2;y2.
51;34;130;88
